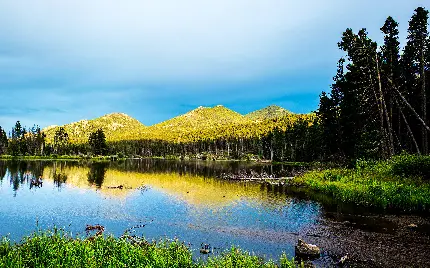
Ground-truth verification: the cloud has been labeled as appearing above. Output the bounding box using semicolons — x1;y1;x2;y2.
0;0;428;131
0;0;348;85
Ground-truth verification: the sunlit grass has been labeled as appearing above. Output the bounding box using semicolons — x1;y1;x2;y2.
292;155;430;211
0;229;295;268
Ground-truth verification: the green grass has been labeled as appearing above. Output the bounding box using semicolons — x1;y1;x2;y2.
292;155;430;212
0;229;296;268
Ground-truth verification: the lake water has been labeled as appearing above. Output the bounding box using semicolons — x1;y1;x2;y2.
1;159;429;266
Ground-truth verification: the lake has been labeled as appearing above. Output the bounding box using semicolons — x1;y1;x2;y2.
0;159;429;267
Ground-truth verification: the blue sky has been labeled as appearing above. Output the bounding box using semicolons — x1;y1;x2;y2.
0;0;428;132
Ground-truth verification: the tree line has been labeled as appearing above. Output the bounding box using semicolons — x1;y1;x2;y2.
317;6;430;162
0;122;108;157
0;6;428;163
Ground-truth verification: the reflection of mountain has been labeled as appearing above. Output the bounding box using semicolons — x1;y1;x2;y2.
41;166;289;208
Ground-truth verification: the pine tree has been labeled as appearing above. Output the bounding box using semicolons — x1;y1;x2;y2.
381;16;403;152
337;28;384;159
0;126;7;155
402;7;429;154
54;127;69;155
89;129;108;156
8;121;23;155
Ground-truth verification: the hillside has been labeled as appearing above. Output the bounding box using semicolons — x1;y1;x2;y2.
245;105;292;121
43;113;146;143
140;105;251;142
149;105;249;130
43;106;313;144
141;105;312;143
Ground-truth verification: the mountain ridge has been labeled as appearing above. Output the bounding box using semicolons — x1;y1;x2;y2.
43;112;146;143
245;105;292;121
43;106;309;143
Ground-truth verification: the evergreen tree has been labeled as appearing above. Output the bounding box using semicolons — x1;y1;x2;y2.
8;121;23;155
381;16;403;152
54;127;69;155
89;129;108;155
401;7;429;154
338;28;384;159
0;126;7;155
317;59;344;160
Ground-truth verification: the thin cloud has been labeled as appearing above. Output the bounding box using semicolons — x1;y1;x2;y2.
0;0;428;131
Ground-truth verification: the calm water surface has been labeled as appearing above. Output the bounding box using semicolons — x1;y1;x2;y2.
2;159;430;266
0;159;320;260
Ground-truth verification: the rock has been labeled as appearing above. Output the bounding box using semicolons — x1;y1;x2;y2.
200;248;210;254
337;254;348;266
295;239;321;259
200;243;211;254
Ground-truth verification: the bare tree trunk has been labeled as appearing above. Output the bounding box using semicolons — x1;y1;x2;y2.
421;49;427;154
375;53;394;157
369;71;388;158
388;78;430;132
395;98;421;154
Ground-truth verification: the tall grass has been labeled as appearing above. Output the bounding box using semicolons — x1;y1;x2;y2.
292;155;430;212
0;229;295;268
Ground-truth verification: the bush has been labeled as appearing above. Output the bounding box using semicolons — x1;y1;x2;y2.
390;154;430;180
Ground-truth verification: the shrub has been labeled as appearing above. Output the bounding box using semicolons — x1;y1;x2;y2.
390;154;430;180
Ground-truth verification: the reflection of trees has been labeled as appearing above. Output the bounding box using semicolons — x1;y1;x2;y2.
8;161;28;194
51;162;68;189
2;159;308;199
53;173;68;188
108;159;306;179
87;163;108;188
0;161;6;182
3;161;50;195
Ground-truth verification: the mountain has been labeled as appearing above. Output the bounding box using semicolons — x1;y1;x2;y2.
42;105;312;144
43;113;146;143
152;105;248;129
245;105;292;121
141;105;251;142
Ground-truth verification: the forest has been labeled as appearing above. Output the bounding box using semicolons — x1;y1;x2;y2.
0;6;429;164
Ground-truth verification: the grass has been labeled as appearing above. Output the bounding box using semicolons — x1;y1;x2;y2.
291;154;430;212
0;229;296;268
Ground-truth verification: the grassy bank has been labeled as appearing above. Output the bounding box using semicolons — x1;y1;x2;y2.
0;230;295;268
292;155;430;212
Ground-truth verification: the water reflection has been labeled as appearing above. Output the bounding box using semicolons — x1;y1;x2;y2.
0;159;322;261
87;162;108;188
1;159;428;267
35;163;290;208
1;159;307;204
0;161;6;182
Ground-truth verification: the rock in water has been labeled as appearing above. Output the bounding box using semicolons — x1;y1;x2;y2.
295;239;321;259
337;255;348;266
408;223;418;229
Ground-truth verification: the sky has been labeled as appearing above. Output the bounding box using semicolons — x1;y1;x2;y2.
0;0;428;132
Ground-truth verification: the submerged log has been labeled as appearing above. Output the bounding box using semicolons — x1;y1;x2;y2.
107;185;124;189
